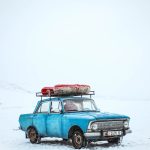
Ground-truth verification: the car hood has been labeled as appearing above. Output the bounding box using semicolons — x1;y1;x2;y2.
85;112;129;120
65;111;129;120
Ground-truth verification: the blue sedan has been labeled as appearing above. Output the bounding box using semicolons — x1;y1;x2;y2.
19;94;131;149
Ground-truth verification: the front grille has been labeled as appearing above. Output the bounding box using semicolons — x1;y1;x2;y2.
96;121;124;130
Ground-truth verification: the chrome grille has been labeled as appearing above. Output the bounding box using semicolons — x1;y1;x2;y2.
97;121;124;130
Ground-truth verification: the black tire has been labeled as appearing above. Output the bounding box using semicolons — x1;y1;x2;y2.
28;128;38;144
108;137;121;144
62;139;68;142
83;138;88;147
72;130;86;149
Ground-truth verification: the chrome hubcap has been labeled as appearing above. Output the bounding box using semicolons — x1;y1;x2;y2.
29;129;37;141
74;134;82;145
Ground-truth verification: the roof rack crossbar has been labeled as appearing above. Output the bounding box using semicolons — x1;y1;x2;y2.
36;91;95;98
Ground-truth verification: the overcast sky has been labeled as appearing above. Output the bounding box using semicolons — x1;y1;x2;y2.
0;0;150;99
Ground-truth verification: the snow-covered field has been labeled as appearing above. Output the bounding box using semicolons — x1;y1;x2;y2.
0;83;150;150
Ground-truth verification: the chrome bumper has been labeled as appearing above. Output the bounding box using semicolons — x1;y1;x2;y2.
84;132;101;137
84;129;132;138
125;129;132;134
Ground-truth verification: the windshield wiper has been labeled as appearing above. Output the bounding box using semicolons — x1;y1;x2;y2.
65;110;100;113
76;110;99;112
65;110;78;112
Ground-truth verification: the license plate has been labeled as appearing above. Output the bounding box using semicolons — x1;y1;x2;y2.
103;131;122;136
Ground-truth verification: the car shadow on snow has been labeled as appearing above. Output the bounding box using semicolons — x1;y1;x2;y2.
37;139;121;149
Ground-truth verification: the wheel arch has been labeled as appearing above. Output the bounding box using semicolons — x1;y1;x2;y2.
27;126;38;135
68;125;84;139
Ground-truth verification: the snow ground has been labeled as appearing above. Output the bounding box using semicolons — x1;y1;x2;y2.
0;83;150;150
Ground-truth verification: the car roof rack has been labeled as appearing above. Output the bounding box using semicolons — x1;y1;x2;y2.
36;91;95;100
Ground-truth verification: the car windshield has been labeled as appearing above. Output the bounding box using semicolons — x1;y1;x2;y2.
63;98;99;112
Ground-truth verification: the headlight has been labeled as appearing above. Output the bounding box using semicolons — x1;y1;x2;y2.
124;121;129;128
91;123;98;130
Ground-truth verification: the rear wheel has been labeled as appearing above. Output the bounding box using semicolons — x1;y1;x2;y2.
28;128;39;144
72;130;87;149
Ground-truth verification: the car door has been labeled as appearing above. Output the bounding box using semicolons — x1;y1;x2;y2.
32;101;50;136
46;100;63;137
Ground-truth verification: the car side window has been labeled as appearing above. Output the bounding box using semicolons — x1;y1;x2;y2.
37;101;50;113
50;101;62;113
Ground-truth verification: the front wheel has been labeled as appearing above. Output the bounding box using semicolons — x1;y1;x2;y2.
72;130;87;149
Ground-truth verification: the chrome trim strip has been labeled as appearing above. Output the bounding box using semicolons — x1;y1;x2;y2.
84;132;101;137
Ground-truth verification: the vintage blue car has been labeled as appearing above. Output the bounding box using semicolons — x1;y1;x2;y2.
19;92;131;149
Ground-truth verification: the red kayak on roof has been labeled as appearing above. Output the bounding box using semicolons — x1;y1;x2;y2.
54;84;90;95
41;87;54;95
41;84;90;96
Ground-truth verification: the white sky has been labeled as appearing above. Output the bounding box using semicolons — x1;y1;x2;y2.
0;0;150;99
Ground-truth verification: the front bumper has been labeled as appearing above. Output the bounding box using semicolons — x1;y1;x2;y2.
84;132;101;137
125;129;132;134
84;129;132;140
